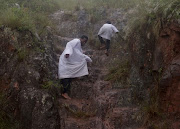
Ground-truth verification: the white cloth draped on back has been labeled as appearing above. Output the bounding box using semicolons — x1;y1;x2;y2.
98;23;119;40
58;39;92;79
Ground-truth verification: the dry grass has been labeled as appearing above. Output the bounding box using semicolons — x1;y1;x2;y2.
124;0;180;38
64;104;97;119
105;61;130;84
0;0;59;33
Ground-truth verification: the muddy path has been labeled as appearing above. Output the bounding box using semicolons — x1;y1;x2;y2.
57;45;144;129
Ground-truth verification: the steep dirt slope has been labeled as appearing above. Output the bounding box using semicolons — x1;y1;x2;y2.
58;48;144;129
51;8;145;129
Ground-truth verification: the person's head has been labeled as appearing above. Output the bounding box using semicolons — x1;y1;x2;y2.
80;35;88;46
106;21;111;24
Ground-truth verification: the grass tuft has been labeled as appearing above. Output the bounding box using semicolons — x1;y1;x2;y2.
0;0;60;33
106;61;130;84
0;7;35;32
64;104;96;119
125;0;180;38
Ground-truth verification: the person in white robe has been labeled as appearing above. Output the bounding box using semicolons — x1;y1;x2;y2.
58;35;92;99
98;21;119;56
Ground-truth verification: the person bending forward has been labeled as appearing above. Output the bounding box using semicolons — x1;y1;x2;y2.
98;21;119;56
58;35;92;99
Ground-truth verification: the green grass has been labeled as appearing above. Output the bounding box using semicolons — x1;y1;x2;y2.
41;80;60;89
106;61;130;84
125;0;180;38
21;0;60;13
64;104;96;119
0;0;178;37
0;0;60;33
17;49;28;62
0;7;35;32
56;0;140;11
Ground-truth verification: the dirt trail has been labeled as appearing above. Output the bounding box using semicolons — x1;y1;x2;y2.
58;44;144;129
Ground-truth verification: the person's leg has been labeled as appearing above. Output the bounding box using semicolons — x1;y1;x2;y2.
98;35;105;44
105;39;110;56
61;78;72;99
66;78;72;93
61;79;67;93
98;35;106;49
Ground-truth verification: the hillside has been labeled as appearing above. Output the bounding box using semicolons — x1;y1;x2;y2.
0;0;179;129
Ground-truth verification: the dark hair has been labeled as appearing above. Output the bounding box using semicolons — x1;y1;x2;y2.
106;21;111;24
81;35;88;40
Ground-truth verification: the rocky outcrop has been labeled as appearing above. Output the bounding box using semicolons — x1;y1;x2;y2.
51;8;127;39
128;22;180;127
0;27;60;129
0;8;129;129
156;23;180;114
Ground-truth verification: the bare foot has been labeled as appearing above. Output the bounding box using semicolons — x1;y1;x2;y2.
105;50;109;56
100;45;106;50
62;93;71;100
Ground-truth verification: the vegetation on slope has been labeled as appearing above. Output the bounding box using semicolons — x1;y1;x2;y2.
125;0;180;38
0;0;60;33
0;0;179;128
0;0;179;36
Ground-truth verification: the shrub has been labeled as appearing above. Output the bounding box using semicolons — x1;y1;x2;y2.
124;0;180;38
0;7;35;32
41;80;60;89
32;12;51;34
20;0;60;13
0;0;60;33
64;104;96;118
56;0;139;11
106;61;130;84
17;49;28;62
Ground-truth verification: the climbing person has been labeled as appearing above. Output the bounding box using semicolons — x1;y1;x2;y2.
98;21;119;56
58;35;92;99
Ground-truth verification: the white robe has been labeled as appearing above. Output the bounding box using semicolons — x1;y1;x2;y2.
58;39;92;79
98;24;119;40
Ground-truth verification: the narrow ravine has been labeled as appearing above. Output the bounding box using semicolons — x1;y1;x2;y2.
0;1;179;129
51;5;180;128
57;44;143;129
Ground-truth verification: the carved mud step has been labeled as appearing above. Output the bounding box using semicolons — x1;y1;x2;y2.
57;38;143;128
95;89;134;108
59;98;102;129
70;81;94;100
92;80;112;94
103;107;142;129
59;105;143;129
59;98;98;119
60;117;103;129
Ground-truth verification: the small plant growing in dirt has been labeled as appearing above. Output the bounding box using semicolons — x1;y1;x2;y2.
105;61;130;84
17;49;28;62
64;104;97;119
41;80;60;89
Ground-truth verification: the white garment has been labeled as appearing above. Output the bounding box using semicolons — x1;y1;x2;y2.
58;39;92;79
98;24;119;40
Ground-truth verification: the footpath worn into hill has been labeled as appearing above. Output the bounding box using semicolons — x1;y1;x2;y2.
57;45;144;129
51;9;145;129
